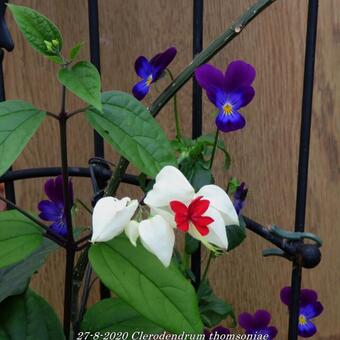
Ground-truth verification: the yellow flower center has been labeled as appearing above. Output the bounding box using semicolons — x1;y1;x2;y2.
223;103;233;115
146;75;153;86
299;315;307;325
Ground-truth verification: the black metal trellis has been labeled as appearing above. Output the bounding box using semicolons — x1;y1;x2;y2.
87;0;111;301
191;0;204;290
0;0;321;339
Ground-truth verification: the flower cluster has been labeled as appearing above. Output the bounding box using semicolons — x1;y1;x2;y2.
91;165;239;267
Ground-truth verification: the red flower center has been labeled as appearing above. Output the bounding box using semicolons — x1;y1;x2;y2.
170;196;214;236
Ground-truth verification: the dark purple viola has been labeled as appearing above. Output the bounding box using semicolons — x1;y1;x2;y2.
38;175;73;237
233;182;248;215
132;47;177;100
280;287;323;338
204;326;230;339
238;310;278;339
195;60;255;133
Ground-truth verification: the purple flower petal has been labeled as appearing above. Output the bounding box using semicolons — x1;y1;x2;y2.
203;329;210;340
298;320;317;338
211;326;230;335
253;309;271;328
267;326;278;339
280;287;319;307
38;200;62;222
233;182;248;215
195;64;224;100
300;289;318;306
50;221;67;237
280;286;291;306
238;312;253;329
132;79;150;100
224;60;256;92
234;86;255;109
54;175;66;204
221;87;254;111
301;301;324;319
150;47;177;80
135;56;152;78
215;110;245;132
44;178;59;202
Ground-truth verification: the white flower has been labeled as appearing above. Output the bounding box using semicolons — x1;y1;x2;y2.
125;215;175;267
144;165;239;250
91;196;138;243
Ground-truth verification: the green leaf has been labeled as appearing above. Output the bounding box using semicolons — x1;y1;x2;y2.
46;55;64;65
180;158;214;191
0;239;58;302
81;298;162;337
69;42;84;61
7;4;62;57
227;177;241;195
85;91;177;178
89;235;203;334
58;61;101;111
0;100;46;176
0;210;43;268
0;289;65;340
226;215;246;252
197;280;236;328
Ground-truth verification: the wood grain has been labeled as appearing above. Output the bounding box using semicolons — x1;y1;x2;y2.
2;0;339;338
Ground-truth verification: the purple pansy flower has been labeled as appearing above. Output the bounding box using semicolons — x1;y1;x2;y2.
238;310;278;339
204;326;230;340
195;60;255;133
233;182;248;215
132;47;177;100
38;175;73;237
280;287;323;338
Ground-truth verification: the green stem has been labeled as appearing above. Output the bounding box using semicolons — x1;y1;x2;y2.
182;252;190;272
166;69;182;140
105;157;130;196
202;252;213;282
209;129;219;169
105;0;277;198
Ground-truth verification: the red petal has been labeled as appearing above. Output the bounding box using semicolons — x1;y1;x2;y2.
188;196;210;216
192;215;214;227
170;200;188;215
194;224;209;236
177;221;189;232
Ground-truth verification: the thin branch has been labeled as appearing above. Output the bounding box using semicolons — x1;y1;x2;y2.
67;107;89;119
76;233;91;246
47;111;59;120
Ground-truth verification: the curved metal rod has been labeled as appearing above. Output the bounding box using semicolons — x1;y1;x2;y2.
0;167;139;186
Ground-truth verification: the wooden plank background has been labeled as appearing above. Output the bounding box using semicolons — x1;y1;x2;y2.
2;0;339;339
